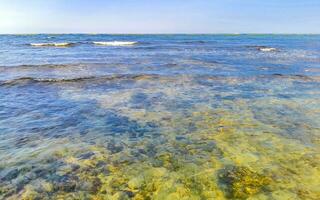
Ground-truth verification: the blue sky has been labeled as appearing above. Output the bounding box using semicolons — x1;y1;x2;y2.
1;0;320;34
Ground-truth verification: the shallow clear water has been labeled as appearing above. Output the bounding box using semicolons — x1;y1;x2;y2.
0;35;319;199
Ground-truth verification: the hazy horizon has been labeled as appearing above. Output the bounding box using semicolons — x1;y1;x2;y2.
1;0;320;34
1;33;320;35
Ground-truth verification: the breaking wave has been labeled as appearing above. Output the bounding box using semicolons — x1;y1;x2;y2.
93;41;138;46
29;42;75;47
258;47;277;52
247;45;278;52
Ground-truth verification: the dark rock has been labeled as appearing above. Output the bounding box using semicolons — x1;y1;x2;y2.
78;152;95;160
56;180;77;192
175;135;186;141
71;164;80;171
1;169;19;181
91;178;102;193
107;142;124;154
123;190;135;198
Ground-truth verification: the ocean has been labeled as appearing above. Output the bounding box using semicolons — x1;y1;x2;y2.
0;34;319;199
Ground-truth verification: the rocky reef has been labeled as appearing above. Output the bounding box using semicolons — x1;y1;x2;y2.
1;76;320;199
219;166;271;199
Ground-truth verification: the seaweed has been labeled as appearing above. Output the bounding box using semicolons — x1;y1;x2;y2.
219;165;271;199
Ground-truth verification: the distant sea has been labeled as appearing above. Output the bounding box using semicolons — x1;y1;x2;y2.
0;34;319;199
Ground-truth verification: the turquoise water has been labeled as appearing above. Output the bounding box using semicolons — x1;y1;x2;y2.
0;35;319;199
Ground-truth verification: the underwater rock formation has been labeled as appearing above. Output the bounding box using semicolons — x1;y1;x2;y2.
219;166;271;199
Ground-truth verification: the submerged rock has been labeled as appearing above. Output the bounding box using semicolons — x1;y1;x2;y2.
78;152;95;160
219;165;271;199
1;169;20;181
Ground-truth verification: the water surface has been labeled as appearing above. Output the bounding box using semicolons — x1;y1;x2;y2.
0;34;319;199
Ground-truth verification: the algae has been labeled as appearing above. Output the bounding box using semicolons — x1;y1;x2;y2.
219;166;271;199
1;76;320;199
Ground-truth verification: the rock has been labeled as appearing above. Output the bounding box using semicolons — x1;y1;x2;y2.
54;175;78;192
123;190;134;198
91;178;102;193
56;180;76;192
78;152;95;160
1;169;19;181
219;165;271;198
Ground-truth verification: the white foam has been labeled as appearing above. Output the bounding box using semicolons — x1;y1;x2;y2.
93;41;138;46
30;42;74;47
258;47;277;52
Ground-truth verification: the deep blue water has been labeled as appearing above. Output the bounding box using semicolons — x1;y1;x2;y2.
1;34;320;80
0;35;319;199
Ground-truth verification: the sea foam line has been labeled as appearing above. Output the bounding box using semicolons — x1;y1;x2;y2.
29;42;74;47
93;41;138;46
258;47;277;52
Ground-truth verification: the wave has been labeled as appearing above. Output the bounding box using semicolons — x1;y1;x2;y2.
0;76;95;86
258;47;277;52
0;63;99;70
247;45;278;52
29;42;75;47
0;74;160;86
1;73;319;87
180;41;206;44
0;63;73;70
93;41;138;46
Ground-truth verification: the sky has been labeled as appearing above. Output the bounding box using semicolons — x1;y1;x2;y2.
0;0;320;34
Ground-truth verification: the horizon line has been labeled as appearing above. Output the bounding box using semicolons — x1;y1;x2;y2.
1;33;320;35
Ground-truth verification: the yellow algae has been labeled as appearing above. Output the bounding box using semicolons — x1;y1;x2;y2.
271;190;298;200
219;166;271;198
41;181;54;193
128;177;143;190
21;185;39;200
3;79;319;200
10;107;318;200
